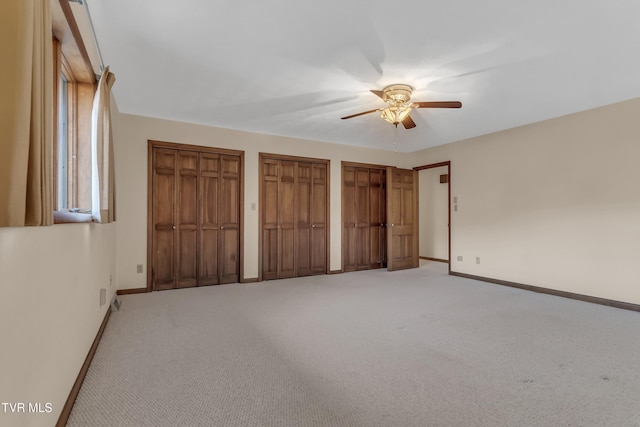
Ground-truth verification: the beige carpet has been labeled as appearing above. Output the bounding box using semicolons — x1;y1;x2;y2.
68;262;640;426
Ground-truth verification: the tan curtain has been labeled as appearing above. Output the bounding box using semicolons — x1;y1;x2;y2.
90;67;116;223
0;0;53;227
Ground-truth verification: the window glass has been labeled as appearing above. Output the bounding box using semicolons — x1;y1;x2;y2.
57;73;68;209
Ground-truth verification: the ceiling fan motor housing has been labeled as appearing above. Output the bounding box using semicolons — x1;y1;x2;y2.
383;84;414;106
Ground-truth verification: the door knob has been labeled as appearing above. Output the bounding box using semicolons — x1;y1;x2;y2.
220;226;224;230
311;224;315;228
172;226;176;230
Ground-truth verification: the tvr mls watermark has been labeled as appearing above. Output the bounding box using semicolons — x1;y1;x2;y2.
2;402;53;414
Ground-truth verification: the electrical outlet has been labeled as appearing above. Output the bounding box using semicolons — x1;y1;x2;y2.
457;256;463;261
454;205;458;212
100;288;106;306
476;257;480;264
453;196;458;203
137;264;143;274
251;202;256;211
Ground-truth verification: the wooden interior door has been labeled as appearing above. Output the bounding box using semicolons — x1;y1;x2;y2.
176;151;199;288
309;163;328;274
342;166;371;271
199;153;220;286
149;141;242;291
355;168;370;270
294;161;328;276
387;167;419;271
152;148;178;291
261;159;280;280
342;166;357;272
278;161;296;279
260;158;296;279
218;155;241;284
342;163;387;272
369;168;386;269
296;162;312;276
260;154;328;280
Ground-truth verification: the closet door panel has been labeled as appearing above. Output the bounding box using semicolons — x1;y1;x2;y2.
262;159;279;280
369;169;385;268
152;149;177;290
342;166;357;272
200;232;219;285
154;231;175;290
296;163;312;276
199;153;220;286
220;155;240;284
220;228;239;284
176;152;199;288
279;161;296;278
355;168;370;270
310;163;327;273
262;229;278;280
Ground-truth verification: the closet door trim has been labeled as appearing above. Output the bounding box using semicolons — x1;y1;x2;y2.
147;140;245;291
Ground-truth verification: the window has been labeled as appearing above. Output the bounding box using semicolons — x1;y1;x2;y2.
53;38;95;218
52;2;115;224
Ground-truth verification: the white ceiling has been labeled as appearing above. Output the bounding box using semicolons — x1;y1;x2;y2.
88;0;640;152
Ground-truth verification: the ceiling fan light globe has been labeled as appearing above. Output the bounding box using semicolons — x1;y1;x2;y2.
381;105;412;125
397;106;412;122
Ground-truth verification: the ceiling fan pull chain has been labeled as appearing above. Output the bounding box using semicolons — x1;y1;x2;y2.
393;125;398;152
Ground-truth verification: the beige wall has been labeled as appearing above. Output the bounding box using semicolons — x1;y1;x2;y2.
409;98;640;304
419;166;449;260
0;223;116;426
115;114;410;288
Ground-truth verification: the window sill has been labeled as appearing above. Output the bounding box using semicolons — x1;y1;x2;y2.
53;210;93;224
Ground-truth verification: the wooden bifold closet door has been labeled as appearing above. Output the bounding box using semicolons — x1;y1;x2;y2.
148;141;243;291
342;163;387;272
342;163;418;273
260;154;329;280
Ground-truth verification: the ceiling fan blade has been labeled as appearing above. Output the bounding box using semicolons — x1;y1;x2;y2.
402;115;416;129
414;101;462;109
370;90;385;99
341;109;379;120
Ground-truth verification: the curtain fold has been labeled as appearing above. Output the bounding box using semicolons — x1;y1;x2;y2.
91;67;116;223
0;0;53;227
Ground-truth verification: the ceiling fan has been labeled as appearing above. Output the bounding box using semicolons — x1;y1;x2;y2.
341;84;462;129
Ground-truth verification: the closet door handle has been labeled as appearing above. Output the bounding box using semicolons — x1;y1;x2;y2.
311;224;315;228
172;226;176;230
220;226;224;230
